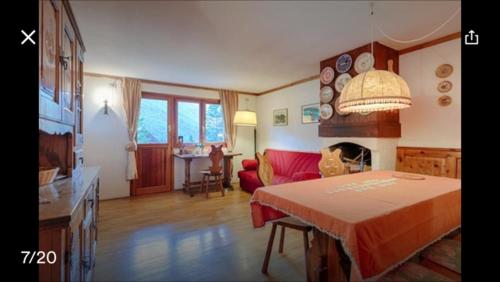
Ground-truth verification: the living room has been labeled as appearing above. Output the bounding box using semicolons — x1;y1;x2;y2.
38;1;461;281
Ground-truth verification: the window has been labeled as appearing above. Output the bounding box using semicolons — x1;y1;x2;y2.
137;98;168;144
177;101;200;144
175;99;225;145
205;103;225;143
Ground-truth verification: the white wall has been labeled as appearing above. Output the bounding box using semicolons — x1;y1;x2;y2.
83;75;256;200
399;39;461;148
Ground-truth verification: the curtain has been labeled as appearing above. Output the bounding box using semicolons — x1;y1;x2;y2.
219;90;239;151
122;78;142;180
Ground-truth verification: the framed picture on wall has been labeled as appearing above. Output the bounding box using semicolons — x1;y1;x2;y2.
273;108;288;126
301;103;320;124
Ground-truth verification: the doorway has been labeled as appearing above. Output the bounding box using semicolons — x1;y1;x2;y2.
131;93;174;196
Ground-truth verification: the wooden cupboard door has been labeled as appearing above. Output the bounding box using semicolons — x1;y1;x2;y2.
39;0;62;121
456;158;461;179
82;211;93;282
396;147;461;179
74;44;84;149
60;9;75;126
400;156;447;177
39;228;65;282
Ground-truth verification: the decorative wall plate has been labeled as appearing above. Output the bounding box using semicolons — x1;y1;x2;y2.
320;67;335;84
320;104;334;120
354;52;375;73
335;73;352;93
435;64;453;78
438;95;452;107
336;54;352;73
320;86;334;103
437;80;453;93
334;97;350;116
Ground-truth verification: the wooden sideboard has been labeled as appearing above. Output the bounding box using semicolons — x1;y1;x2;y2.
39;167;100;282
396;147;461;179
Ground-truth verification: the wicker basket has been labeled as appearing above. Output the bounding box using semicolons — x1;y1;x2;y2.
39;167;59;186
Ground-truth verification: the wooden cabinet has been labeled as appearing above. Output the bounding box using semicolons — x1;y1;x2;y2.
39;0;85;126
39;0;86;179
396;147;461;178
39;168;100;282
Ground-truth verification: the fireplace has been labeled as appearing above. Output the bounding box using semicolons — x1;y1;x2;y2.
322;137;398;171
328;142;371;172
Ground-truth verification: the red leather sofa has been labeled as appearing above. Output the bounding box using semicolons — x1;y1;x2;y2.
238;149;322;193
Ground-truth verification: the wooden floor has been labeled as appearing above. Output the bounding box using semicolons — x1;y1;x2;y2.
93;187;307;281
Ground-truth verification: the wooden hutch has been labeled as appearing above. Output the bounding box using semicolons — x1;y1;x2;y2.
39;0;100;281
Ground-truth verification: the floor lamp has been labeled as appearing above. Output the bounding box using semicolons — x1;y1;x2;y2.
233;110;257;154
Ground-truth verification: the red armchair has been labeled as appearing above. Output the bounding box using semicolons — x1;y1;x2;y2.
238;149;322;193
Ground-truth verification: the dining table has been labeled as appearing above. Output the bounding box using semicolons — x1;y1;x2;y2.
250;170;461;282
174;152;242;196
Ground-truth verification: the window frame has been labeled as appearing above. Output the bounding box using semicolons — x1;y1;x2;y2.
174;97;226;148
137;92;172;146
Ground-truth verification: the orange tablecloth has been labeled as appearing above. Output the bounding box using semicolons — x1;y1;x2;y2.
250;170;461;281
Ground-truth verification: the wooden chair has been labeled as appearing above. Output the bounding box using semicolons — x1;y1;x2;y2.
318;148;348;177
200;145;224;198
256;151;312;274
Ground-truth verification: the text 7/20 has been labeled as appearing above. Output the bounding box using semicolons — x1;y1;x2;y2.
21;251;56;264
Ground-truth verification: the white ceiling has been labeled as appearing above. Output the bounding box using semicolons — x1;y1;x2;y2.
71;1;461;93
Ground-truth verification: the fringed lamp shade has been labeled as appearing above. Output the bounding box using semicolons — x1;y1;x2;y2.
233;110;257;126
339;70;411;113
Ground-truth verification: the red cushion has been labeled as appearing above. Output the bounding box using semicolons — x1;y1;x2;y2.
238;149;322;194
272;175;293;185
265;149;322;178
241;159;258;170
292;171;321;182
238;170;262;193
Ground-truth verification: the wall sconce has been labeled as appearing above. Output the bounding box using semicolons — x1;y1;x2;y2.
102;81;118;115
104;99;109;115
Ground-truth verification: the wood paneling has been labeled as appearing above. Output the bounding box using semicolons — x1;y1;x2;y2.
259;75;320;95
318;42;401;138
396;147;461;178
398;32;461;55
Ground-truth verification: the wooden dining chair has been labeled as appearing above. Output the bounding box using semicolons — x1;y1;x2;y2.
256;152;313;274
200;145;225;198
318;147;348;177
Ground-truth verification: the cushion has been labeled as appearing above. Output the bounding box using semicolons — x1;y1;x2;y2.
272;175;293;185
292;171;321;182
242;159;258;170
421;239;461;274
378;262;452;282
237;170;262;193
265;149;322;178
